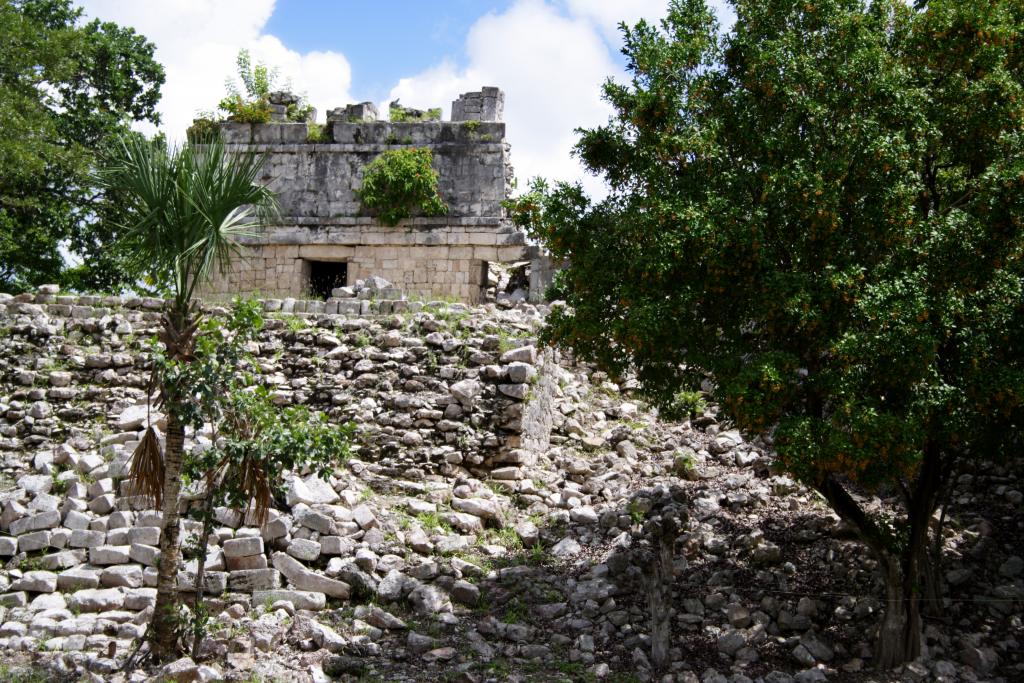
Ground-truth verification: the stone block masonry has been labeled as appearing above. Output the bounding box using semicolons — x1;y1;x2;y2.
204;87;553;304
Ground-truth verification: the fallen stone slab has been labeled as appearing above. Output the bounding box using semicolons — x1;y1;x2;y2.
0;591;28;607
10;570;57;593
100;565;143;588
89;545;130;565
67;588;124;612
272;552;350;599
176;570;228;594
18;530;52;552
124;587;157;610
228;569;281;592
285;475;339;506
286;538;321;562
57;567;101;591
0;537;18;556
252;589;326;611
223;536;264;558
9;510;61;536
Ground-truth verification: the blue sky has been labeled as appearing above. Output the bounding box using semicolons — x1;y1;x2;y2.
264;1;518;102
78;1;733;194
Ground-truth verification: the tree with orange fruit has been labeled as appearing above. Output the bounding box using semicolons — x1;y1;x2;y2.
508;0;1024;668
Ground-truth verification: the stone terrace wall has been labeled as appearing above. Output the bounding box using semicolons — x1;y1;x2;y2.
0;287;555;616
204;88;548;304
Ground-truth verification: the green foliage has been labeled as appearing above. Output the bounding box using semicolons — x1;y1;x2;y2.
356;148;448;226
217;49;312;124
219;49;273;123
97;135;276;311
0;664;50;683
186;118;220;144
280;313;309;333
0;0;164;292
415;510;453;534
389;105;442;123
510;0;1024;664
50;470;68;495
502;597;528;624
288;102;315;123
661;389;706;421
231;49;273;101
19;554;44;572
218;94;271;124
306;122;327;143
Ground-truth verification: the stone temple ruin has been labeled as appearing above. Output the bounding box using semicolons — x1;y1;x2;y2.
204;87;554;305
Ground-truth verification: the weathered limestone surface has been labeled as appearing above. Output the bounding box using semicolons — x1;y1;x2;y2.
202;88;553;304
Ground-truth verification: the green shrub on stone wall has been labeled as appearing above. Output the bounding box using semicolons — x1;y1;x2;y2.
356;147;447;226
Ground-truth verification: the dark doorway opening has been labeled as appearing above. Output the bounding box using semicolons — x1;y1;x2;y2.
308;261;348;300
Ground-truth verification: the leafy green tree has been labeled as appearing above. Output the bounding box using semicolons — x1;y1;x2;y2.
99;136;276;662
509;0;1024;668
0;0;164;292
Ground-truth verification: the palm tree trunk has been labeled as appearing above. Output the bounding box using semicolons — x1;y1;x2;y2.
190;495;216;660
150;409;186;661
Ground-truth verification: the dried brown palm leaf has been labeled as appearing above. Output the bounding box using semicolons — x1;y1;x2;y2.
238;454;273;527
126;426;164;508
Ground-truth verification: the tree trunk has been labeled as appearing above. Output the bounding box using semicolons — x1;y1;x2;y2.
190;496;216;660
875;553;922;669
815;474;934;670
645;518;678;671
150;410;186;661
918;535;944;619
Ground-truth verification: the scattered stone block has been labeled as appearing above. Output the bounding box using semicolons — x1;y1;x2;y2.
89;545;130;565
11;571;57;593
100;565;143;588
286;538;321;562
228;569;281;592
252;589;326;611
272;552;350;599
223;536;264;559
68;588;124;612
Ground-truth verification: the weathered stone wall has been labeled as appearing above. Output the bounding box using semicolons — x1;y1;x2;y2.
203;88;552;304
207;224;537;303
216;122;512;220
0;287;556;612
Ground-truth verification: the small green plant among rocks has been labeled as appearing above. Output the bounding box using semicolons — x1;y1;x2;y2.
661;389;707;421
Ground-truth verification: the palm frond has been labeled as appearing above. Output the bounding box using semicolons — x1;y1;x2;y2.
126;426;164;508
96;134;278;306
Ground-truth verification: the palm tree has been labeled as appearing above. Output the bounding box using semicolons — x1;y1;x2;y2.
98;135;275;661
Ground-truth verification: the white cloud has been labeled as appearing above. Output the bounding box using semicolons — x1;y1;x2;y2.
77;0;353;142
387;0;630;198
563;0;671;45
566;0;736;43
385;0;733;198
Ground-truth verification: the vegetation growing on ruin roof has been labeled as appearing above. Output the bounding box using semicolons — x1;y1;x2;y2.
188;49;315;138
389;105;442;123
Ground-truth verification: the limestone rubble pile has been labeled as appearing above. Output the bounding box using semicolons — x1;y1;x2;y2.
0;287;1021;682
